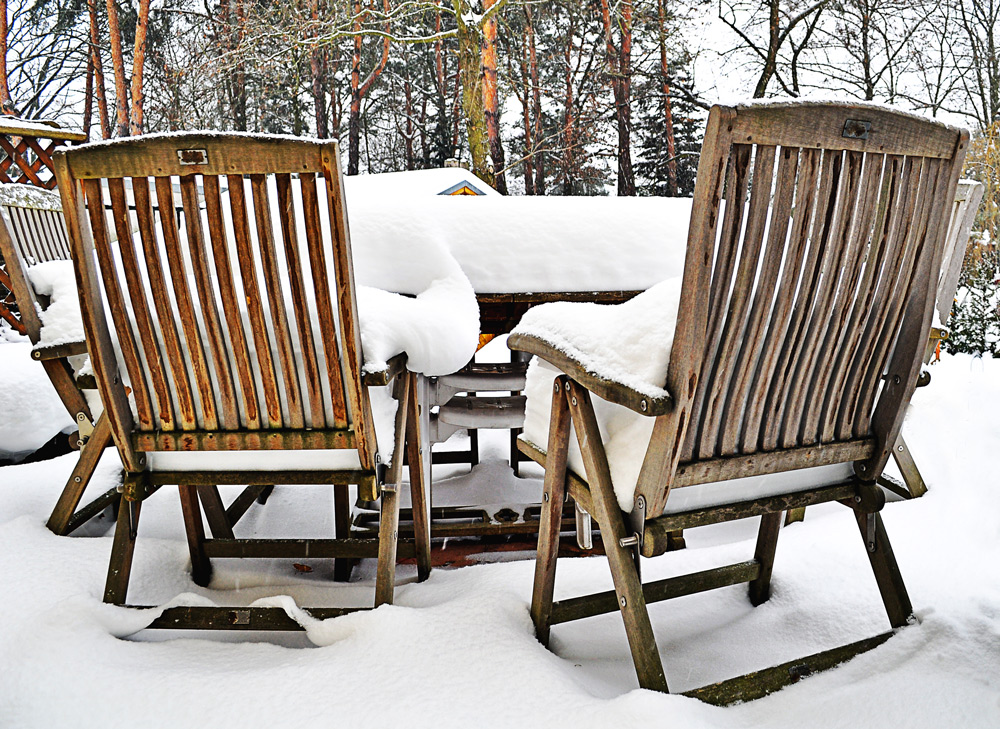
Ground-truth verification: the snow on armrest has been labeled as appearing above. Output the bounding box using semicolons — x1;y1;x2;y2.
514;277;682;512
26;260;86;349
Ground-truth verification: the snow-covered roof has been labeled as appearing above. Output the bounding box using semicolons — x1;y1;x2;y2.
345;168;500;198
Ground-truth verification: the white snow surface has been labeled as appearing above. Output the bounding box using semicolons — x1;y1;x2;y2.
345;168;500;198
349;195;692;294
26;260;85;348
0;351;997;727
0;341;74;458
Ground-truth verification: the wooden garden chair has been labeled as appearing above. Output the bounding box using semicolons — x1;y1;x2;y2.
53;133;431;627
510;101;968;701
0;183;119;534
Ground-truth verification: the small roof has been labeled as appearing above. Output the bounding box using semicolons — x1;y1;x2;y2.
0;116;86;142
344;167;499;199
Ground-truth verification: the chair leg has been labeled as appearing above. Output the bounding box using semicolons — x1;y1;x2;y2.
375;371;411;607
749;512;783;606
855;510;912;628
256;484;275;505
179;484;212;588
47;411;113;536
406;374;432;582
333;483;355;582
567;381;669;693
104;475;143;605
197;485;235;539
531;377;571;646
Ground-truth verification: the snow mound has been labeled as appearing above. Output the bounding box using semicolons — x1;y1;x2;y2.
26;261;85;348
0;342;74;459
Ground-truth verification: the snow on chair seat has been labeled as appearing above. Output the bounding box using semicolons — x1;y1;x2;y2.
509;100;970;701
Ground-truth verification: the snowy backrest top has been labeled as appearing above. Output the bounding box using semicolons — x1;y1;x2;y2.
0;184;62;212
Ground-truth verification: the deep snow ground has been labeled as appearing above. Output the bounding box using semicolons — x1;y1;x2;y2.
0;350;998;728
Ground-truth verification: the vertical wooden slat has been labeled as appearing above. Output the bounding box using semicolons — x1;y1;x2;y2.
228;174;284;429
105;179;171;430
836;158;922;438
760;150;843;451
681;144;752;461
851;158;941;437
133;176;198;430
825;155;903;441
180;175;240;430
250;174;305;429
697;145;776;459
202;175;261;430
720;145;799;455
275;173;327;429
812;153;888;443
154;176;218;431
54;159;139;472
82;178;156;431
299;171;348;429
322;152;378;467
740;147;821;453
779;149;865;448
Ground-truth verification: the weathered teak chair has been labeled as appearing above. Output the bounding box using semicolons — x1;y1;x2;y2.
0;183;119;534
510;102;969;701
54;134;430;627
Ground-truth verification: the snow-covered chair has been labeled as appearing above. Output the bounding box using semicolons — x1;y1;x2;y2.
0;183;120;534
54;134;431;623
509;101;970;700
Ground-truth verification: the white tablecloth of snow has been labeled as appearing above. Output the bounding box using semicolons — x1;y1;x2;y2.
26;260;85;348
517;278;852;513
348;195;692;295
0;342;74;458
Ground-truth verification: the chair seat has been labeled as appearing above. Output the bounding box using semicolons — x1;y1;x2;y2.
146;448;363;472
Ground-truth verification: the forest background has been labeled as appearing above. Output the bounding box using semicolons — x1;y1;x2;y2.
2;0;1000;352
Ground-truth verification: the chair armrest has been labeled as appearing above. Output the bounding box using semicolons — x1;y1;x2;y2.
30;339;88;361
508;332;673;416
362;352;408;387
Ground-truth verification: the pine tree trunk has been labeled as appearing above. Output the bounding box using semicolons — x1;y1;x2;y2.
456;0;490;184
518;40;534;195
482;0;506;193
599;0;635;196
310;0;328;138
84;56;94;139
348;0;390;175
87;0;111;138
657;0;677;196
0;0;14;116
106;0;130;136
527;4;544;194
129;0;151;135
562;14;575;194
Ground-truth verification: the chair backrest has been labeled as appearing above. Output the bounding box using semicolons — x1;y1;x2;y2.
0;184;72;342
636;102;968;516
936;179;984;324
53;134;378;475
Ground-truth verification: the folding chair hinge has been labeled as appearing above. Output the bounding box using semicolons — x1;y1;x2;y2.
118;474;154;503
865;513;877;553
75;412;94;447
623;495;647;574
574;502;593;550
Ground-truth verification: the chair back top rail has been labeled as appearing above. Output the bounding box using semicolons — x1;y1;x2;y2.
53;133;378;473
635;102;969;517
